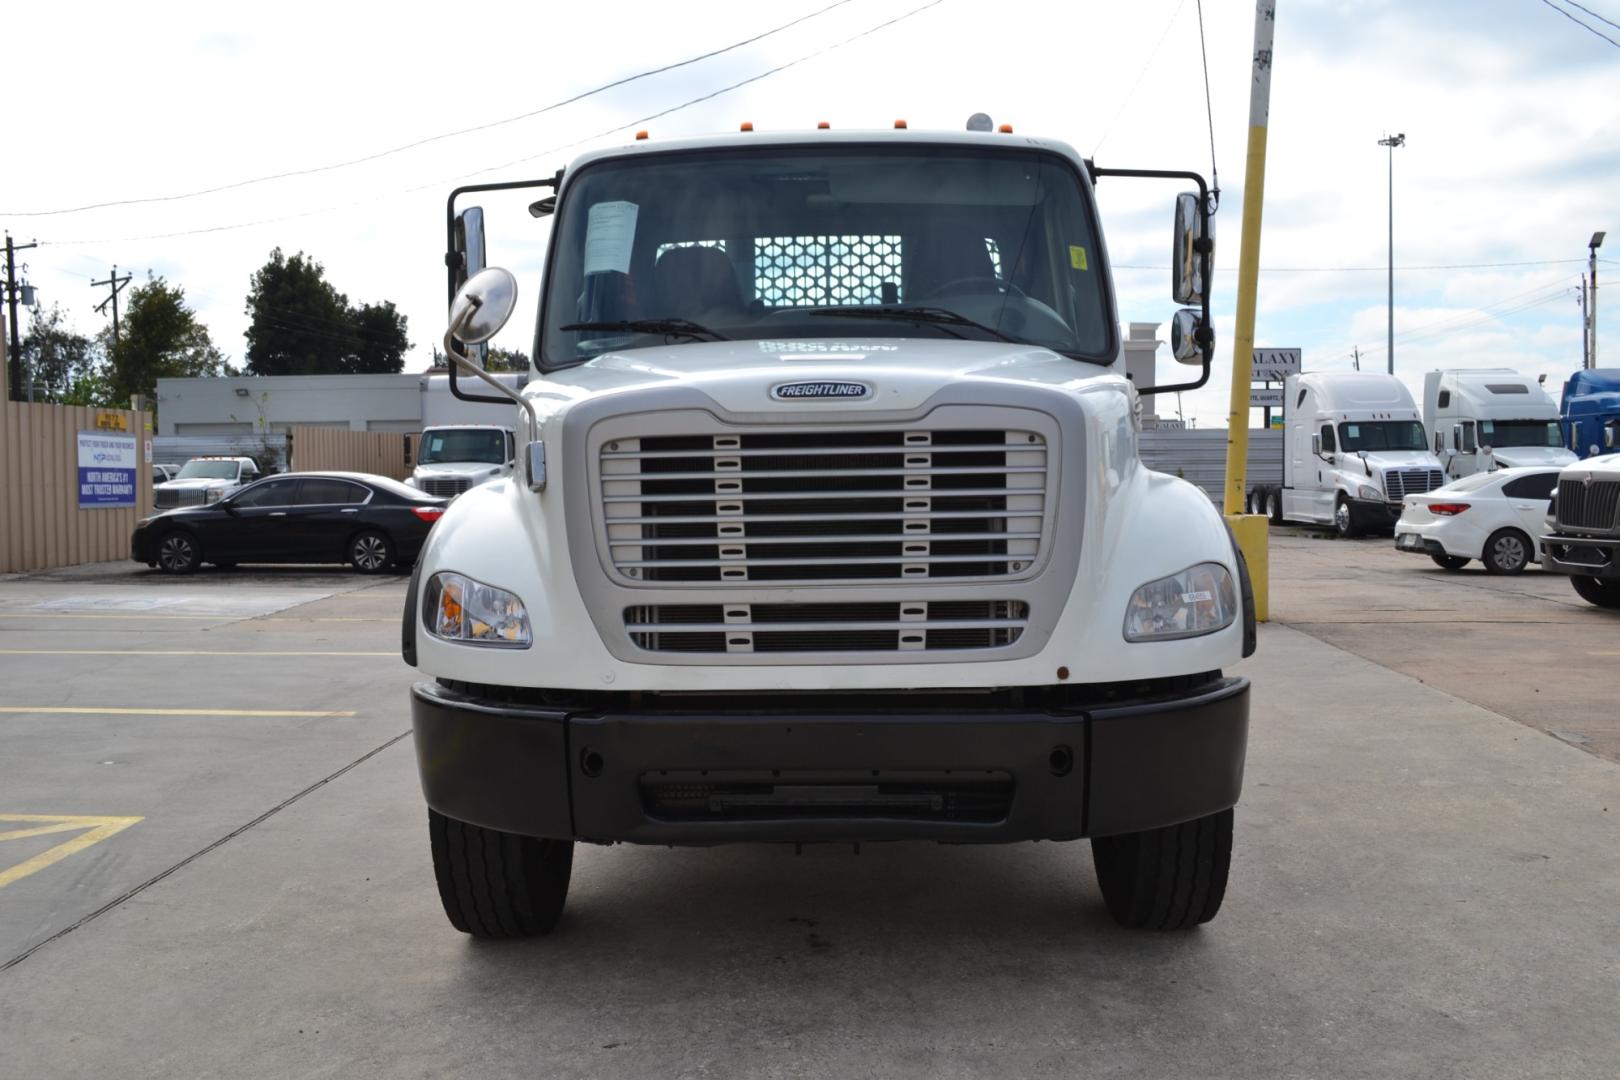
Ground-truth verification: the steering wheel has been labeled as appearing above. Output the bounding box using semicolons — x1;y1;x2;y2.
922;276;1029;302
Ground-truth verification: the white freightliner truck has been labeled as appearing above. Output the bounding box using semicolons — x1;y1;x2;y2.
406;424;517;498
1422;368;1576;480
405;125;1256;938
1249;372;1445;537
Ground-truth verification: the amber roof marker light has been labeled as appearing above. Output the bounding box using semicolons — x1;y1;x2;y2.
634;130;649;141
894;119;908;129
740;121;754;132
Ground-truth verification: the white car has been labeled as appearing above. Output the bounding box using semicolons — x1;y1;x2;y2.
1393;466;1560;574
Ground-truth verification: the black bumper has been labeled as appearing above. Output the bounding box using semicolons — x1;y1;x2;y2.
1540;533;1620;579
411;677;1249;846
1350;497;1403;531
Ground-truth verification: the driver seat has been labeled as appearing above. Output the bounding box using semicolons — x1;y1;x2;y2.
906;230;996;300
652;245;744;322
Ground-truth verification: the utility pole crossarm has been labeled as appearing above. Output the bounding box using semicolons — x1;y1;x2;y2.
92;266;134;347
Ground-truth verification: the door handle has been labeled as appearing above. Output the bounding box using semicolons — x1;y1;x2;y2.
341;508;359;513
269;511;288;516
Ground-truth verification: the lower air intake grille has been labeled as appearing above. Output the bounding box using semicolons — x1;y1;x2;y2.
641;772;1014;822
624;600;1028;654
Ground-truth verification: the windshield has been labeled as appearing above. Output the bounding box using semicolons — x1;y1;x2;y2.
541;145;1112;367
1338;421;1427;452
419;430;507;465
175;461;239;480
1480;419;1562;448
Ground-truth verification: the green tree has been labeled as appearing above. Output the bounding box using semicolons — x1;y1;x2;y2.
244;249;409;375
105;275;225;404
19;303;103;402
486;345;530;372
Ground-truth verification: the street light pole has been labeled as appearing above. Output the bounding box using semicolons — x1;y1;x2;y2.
1590;231;1605;368
1377;133;1405;375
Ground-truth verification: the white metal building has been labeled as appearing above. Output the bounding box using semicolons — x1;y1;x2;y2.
153;372;527;436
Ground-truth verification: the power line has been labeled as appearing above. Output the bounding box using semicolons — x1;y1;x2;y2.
37;0;951;248
0;0;862;218
1093;0;1188;157
1535;0;1620;49
1318;276;1578;363
1565;0;1620;30
1195;0;1219;208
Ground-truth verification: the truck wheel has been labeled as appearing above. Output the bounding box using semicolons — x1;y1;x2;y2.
1267;488;1284;525
348;530;395;573
156;531;201;574
428;809;573;938
1333;496;1358;539
1483;528;1530;575
1430;553;1469;571
1571;575;1620;609
1090;807;1232;930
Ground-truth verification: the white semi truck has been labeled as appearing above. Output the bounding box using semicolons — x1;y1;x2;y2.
1422;368;1575;480
406;424;516;499
404;125;1256;938
1248;372;1445;537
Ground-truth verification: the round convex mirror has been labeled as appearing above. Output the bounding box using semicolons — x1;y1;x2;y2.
449;267;519;345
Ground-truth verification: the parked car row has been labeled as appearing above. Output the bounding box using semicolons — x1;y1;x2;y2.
132;471;448;574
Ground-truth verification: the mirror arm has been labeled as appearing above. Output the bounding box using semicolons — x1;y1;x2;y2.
1092;165;1215;396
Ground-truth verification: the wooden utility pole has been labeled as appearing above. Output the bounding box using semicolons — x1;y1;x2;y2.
4;232;39;402
93;266;133;346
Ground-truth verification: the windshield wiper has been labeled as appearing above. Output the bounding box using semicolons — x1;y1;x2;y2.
559;319;727;341
807;305;1018;344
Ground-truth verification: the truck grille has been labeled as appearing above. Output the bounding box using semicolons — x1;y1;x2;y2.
624;600;1028;654
419;477;472;498
599;428;1049;586
1383;468;1444;501
154;488;204;509
1556;478;1620;534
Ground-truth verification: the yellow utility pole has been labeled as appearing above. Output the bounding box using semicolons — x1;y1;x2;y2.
1223;0;1276;619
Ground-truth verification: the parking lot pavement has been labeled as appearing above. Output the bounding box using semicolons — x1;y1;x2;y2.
1269;529;1620;763
2;556;1618;1079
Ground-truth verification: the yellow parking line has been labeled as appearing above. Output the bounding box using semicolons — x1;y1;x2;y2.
0;706;356;718
0;649;394;657
0;815;143;890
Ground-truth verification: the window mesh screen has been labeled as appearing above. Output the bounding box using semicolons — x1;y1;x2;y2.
755;234;902;307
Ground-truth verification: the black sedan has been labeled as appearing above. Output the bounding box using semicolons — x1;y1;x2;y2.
132;472;448;574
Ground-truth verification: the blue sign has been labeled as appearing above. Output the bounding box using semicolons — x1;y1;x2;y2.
77;431;138;508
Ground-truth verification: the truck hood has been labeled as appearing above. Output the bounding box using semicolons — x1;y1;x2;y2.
1562;455;1620;480
525;339;1112;416
1356;451;1442;472
155;477;235;491
1488;446;1578;468
414;462;506;479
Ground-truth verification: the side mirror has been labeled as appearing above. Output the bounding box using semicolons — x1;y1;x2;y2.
1605;422;1618;449
1169;308;1204;363
1311;433;1321;457
1172;193;1211;305
448;267;519;346
450;207;489;367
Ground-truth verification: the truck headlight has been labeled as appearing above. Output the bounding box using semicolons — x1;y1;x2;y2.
204;488;222;503
1123;562;1238;642
424;572;532;648
1356;483;1383;501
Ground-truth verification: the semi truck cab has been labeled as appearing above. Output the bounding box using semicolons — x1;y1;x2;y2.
1561;369;1620;459
404;126;1254;939
1422;368;1575;479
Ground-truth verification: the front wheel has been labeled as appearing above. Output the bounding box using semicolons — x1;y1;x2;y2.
155;531;201;574
348;530;395;573
428;810;573;938
1091;807;1233;930
1430;553;1470;571
1483;528;1531;575
1571;575;1620;609
1334;496;1358;539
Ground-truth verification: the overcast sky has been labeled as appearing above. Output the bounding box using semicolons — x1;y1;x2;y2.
4;0;1617;426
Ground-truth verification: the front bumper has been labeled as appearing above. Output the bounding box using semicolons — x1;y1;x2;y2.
1540;533;1620;579
411;676;1249;845
1350;497;1403;531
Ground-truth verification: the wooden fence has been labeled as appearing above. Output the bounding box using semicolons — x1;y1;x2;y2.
289;426;415;480
0;401;155;574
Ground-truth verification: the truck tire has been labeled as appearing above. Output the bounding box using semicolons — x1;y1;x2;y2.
1482;528;1530;575
1430;553;1469;571
1571;575;1620;609
428;809;573;938
1333;496;1358;539
1267;487;1284;525
1090;807;1232;930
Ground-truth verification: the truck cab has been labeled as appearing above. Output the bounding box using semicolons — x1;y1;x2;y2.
1273;372;1445;537
1560;369;1620;460
1422;368;1575;479
406;424;516;498
405;127;1254;938
1540;449;1620;608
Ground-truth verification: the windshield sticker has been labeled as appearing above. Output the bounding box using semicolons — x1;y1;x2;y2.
1069;245;1089;271
583;200;639;275
1346;424;1360;438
